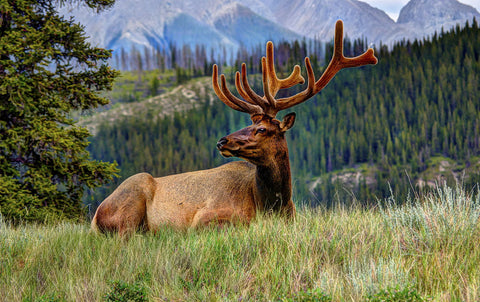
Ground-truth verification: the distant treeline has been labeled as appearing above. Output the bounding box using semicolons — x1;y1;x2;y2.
110;36;374;82
111;38;328;71
88;19;480;208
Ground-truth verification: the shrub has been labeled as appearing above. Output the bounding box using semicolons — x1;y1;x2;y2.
104;281;148;302
366;286;428;302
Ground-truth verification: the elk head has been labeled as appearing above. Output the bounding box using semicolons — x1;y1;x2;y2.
213;20;378;166
216;113;296;166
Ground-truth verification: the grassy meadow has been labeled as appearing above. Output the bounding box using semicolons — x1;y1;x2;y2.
1;185;480;301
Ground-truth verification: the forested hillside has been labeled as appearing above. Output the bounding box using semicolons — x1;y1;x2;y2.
86;19;480;209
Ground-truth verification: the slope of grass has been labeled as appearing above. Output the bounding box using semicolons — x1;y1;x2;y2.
1;185;479;301
78;76;214;135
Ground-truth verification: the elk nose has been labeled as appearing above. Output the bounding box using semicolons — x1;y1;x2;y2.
216;137;228;149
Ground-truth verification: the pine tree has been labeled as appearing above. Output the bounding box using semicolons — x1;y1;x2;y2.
0;0;119;222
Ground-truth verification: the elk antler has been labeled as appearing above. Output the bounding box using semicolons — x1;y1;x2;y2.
212;20;378;118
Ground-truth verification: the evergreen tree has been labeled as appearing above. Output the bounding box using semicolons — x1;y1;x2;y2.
0;0;119;222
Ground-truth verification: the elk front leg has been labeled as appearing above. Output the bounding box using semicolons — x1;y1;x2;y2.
282;199;296;219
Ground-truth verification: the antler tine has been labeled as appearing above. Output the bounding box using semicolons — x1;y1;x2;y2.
276;20;377;111
212;64;263;115
313;20;377;92
262;56;276;108
237;63;270;109
263;41;305;104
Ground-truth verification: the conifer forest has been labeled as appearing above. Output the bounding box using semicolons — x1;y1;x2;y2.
87;20;480;210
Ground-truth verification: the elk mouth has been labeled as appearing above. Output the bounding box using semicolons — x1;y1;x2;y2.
219;149;234;157
217;145;239;158
216;137;240;158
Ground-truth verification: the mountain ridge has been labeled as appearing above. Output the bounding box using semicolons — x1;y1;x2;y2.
60;0;480;65
396;0;480;41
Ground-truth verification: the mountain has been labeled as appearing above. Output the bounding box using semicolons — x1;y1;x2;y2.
235;0;397;43
397;0;480;39
59;0;301;56
60;0;480;64
236;0;480;45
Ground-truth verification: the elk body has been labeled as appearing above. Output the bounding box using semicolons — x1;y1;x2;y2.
91;21;377;234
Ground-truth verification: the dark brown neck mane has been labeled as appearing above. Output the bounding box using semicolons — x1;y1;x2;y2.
255;142;292;212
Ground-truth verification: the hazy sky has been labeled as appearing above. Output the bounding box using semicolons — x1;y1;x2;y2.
362;0;480;21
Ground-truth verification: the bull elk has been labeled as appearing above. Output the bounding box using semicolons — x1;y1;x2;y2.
91;20;377;234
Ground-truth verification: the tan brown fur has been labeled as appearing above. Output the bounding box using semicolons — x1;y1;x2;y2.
92;162;260;233
91;20;376;233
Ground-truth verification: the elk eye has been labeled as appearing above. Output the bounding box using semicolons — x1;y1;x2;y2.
256;128;267;134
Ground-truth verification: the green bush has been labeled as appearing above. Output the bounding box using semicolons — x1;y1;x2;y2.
366;286;428;302
104;281;148;302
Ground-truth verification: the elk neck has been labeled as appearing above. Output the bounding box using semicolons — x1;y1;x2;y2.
254;139;292;212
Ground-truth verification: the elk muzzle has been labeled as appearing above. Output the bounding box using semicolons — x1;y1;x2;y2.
217;129;251;158
217;137;235;157
216;137;228;150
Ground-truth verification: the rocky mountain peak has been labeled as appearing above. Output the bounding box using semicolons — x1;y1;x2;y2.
398;0;479;27
59;0;480;65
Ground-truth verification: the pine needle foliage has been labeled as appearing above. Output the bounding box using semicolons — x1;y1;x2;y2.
0;0;119;223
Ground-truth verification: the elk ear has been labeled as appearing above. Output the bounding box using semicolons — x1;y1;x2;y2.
280;112;296;132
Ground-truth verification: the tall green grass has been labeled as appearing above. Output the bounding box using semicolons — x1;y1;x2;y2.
1;185;479;301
